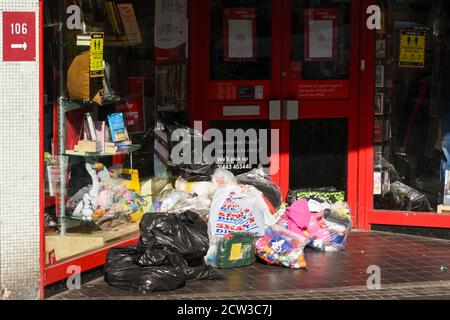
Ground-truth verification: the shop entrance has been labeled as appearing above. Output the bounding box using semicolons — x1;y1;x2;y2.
190;0;361;223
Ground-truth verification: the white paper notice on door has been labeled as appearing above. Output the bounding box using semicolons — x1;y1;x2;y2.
308;20;334;59
228;19;254;59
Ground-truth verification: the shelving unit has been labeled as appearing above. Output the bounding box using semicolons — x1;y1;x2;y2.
53;0;141;236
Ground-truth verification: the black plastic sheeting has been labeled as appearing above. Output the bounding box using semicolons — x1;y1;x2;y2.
236;169;282;209
165;123;217;182
105;212;222;293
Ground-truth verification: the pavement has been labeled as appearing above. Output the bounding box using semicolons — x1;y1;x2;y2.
48;231;450;300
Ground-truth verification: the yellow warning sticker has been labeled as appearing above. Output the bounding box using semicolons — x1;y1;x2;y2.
185;182;194;193
90;32;104;78
399;29;426;69
229;243;243;261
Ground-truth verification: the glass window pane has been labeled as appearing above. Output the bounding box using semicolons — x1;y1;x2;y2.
291;0;351;80
290;118;348;194
209;0;272;80
44;0;190;264
373;0;450;213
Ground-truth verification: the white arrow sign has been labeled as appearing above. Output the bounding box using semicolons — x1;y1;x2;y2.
11;42;28;50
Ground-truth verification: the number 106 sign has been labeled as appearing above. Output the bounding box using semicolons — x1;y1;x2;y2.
2;11;36;62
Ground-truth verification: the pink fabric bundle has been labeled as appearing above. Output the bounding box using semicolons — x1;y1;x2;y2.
285;199;330;242
284;199;312;233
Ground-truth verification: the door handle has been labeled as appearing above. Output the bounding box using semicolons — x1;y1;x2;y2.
270;100;299;120
269;100;281;120
282;100;299;120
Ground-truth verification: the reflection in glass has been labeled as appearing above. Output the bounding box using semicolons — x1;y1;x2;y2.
373;0;450;213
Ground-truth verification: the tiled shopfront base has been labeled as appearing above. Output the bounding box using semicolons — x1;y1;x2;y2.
49;232;450;300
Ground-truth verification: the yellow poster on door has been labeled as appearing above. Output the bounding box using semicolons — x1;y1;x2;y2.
90;32;104;78
399;29;426;69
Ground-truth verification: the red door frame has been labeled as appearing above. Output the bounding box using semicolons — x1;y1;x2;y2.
358;0;450;230
190;0;361;226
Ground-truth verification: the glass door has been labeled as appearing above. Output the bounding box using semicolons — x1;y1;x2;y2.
280;0;359;224
189;0;359;222
190;0;283;177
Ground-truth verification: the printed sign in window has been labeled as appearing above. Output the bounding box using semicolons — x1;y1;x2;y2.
399;29;426;69
90;32;104;78
224;8;256;61
304;9;337;61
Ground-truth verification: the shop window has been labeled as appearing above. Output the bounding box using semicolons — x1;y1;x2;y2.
209;0;272;81
290;0;351;80
373;0;450;213
43;0;189;266
290;118;348;195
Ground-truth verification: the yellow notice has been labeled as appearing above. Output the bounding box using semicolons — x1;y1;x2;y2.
90;32;104;78
229;243;243;261
399;29;426;69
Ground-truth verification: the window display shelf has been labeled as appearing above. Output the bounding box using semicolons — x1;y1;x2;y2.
63;144;142;158
63;100;86;113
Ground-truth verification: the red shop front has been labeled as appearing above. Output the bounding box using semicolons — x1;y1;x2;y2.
40;0;450;296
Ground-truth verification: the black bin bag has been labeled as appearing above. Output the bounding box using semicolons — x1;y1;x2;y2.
138;212;210;265
164;123;217;182
236;168;282;209
105;247;186;293
105;212;221;293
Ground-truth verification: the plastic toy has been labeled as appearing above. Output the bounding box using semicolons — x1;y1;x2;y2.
72;162;105;221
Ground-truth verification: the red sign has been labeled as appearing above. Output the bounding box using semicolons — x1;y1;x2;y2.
3;12;36;62
116;78;146;134
117;99;145;134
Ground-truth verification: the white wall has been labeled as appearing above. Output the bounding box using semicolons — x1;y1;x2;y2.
0;0;41;300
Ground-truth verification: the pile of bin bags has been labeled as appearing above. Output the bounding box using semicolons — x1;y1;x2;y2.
105;211;221;293
105;167;352;292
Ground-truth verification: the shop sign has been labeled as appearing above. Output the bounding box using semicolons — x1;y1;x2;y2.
89;32;104;78
2;11;36;62
223;8;256;61
154;0;188;64
304;8;337;61
399;29;426;69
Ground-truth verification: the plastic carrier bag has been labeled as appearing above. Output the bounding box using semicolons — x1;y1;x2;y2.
256;224;308;269
208;185;267;238
236;167;282;209
284;199;352;252
378;181;432;213
105;212;221;293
